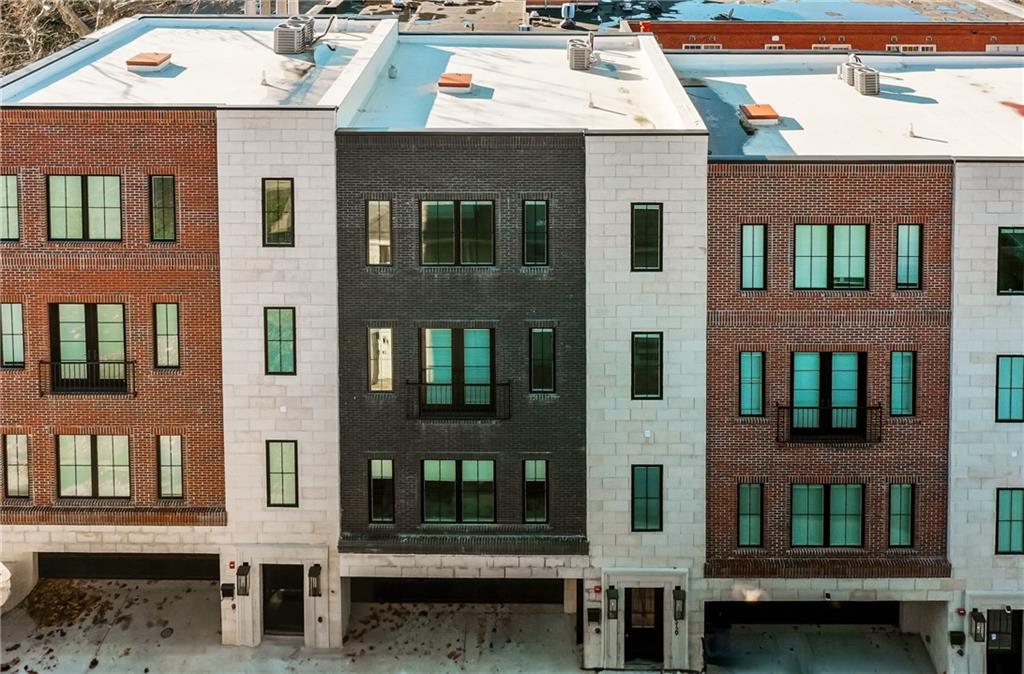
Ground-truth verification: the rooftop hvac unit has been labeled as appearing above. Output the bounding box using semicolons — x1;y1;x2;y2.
567;38;592;70
288;16;315;47
274;22;306;54
854;67;880;95
838;61;860;86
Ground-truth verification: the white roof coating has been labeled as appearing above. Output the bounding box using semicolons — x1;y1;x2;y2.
349;34;704;131
670;53;1024;158
0;17;387;107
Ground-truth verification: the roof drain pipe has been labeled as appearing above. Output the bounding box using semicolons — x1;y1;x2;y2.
312;16;338;51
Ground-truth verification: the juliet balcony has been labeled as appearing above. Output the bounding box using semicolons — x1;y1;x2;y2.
38;361;136;396
776;405;882;444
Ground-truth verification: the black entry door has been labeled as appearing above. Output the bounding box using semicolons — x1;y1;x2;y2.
987;609;1023;674
263;564;304;636
624;587;663;665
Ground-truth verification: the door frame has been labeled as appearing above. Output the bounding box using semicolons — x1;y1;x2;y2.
601;568;689;670
623;586;665;666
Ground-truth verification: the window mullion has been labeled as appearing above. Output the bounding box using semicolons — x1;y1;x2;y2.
90;435;99;498
454;201;462;265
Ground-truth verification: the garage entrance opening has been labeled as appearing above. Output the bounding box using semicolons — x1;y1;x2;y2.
624;587;663;666
262;564;303;636
987;609;1023;674
351;577;562;603
38;553;218;580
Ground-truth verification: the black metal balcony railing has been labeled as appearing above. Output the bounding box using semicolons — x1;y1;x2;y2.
406;381;511;420
776;405;882;443
39;361;135;396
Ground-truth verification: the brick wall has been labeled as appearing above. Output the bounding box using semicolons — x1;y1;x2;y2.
706;162;952;578
335;132;587;554
0;108;224;526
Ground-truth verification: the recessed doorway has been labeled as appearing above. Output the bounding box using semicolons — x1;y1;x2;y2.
624;587;663;666
262;564;304;636
986;609;1023;674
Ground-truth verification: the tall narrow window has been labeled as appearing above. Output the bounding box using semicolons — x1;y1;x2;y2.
421;201;455;265
631;465;662;532
889;483;913;547
741;224;765;289
423;459;457;523
266;440;298;507
631;332;663;400
829;484;863;546
997;228;1024;295
739;351;764;416
0;175;18;240
460;460;495;523
369;458;394;523
262;178;294;246
529;328;555;393
367;200;392;265
996;488;1024;554
58;435;129;498
264;308;296;375
890;351;915;416
158;435;183;498
738;483;762;547
368;328;393;392
997;355;1024;422
460;201;494;265
154;303;179;369
795;224;867;289
421;200;494;266
421;328;493;411
3;435;28;497
0;303;24;368
523;459;547;523
150;175;176;241
791;484;825;546
48;175;121;240
631;203;662;271
896;224;921;289
523;200;548;266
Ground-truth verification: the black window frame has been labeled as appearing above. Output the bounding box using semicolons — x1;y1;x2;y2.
737;482;763;548
366;199;393;266
48;303;127;391
420;459;495;524
789;351;868;435
997;227;1024;295
2;434;29;498
261;177;295;247
265;440;299;508
996;487;1024;555
153;302;180;370
56;434;131;499
46;175;123;242
419;199;496;267
157;435;184;500
523;458;548;524
889;350;917;417
149;175;177;242
0;174;19;241
522;199;549;267
740;223;766;290
888;482;914;548
895;223;922;290
630;203;663;272
419;327;496;413
264;307;297;376
793;223;870;290
789;483;864;548
631;464;663;532
996;355;1024;423
631;332;663;400
529;327;556;393
369;458;395;523
738;351;765;417
0;302;25;368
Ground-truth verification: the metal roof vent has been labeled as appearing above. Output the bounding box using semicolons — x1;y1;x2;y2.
739;104;780;127
126;52;171;73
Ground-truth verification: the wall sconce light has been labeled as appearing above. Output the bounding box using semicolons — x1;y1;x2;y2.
308;564;322;597
673;587;686;621
606;586;619;620
236;562;251;597
969;608;987;643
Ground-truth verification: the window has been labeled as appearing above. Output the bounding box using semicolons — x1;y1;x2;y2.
529;328;555;393
631;332;663;400
421;200;494;266
794;224;867;289
4;435;28;497
631;465;662;532
421;328;493;410
997;356;1024;422
791;484;863;547
49;304;126;390
158;436;183;498
889;483;913;547
738;483;762;547
58;435;130;498
739;352;764;416
421;459;494;523
896;224;921;289
423;459;457;522
997;228;1024;294
523;459;547;523
48;175;121;240
368;327;393;392
264;308;296;375
266;440;298;507
154;303;179;369
890;351;915;416
0;175;18;240
631;203;662;271
367;201;392;265
741;224;765;289
262;178;294;246
369;459;394;523
150;176;176;241
461;460;495;523
1;303;24;368
791;352;866;432
987;610;1017;651
523;200;548;266
997;488;1024;554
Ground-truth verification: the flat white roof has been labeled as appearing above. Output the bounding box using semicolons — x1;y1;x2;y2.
669;53;1024;159
350;34;705;132
0;17;386;107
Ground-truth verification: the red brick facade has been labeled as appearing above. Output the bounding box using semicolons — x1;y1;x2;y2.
706;162;952;578
0;108;225;526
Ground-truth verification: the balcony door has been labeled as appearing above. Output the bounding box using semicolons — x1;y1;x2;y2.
421;328;493;413
49;303;126;392
791;352;866;437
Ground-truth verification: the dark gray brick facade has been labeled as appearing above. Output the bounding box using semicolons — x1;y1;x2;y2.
336;133;587;555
